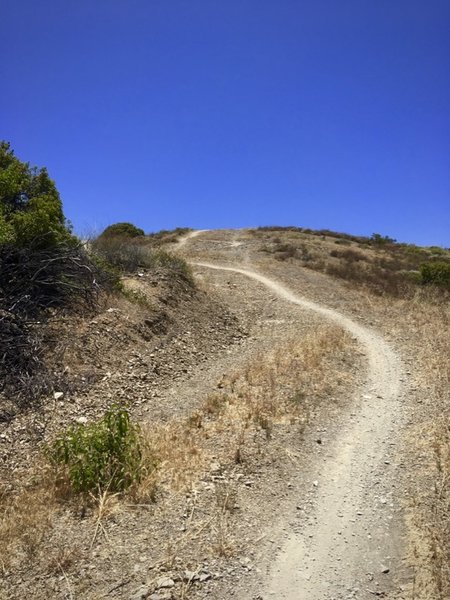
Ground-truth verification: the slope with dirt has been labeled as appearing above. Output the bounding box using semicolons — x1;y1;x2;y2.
2;228;430;600
180;230;418;599
193;261;406;599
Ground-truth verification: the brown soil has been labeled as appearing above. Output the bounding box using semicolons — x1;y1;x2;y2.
1;228;446;600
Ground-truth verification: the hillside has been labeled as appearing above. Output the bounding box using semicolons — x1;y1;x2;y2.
1;228;449;600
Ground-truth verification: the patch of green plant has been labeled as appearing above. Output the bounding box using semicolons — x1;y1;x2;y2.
146;227;192;244
48;405;144;493
145;250;195;287
397;243;426;256
99;222;145;238
121;286;153;308
428;246;448;256
91;235;194;284
90;253;122;289
290;390;305;405
420;262;450;289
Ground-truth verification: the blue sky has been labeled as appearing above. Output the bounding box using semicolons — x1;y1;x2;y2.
1;1;449;245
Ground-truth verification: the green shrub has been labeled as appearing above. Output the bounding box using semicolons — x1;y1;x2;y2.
420;262;450;288
48;405;143;493
99;222;145;238
428;246;447;256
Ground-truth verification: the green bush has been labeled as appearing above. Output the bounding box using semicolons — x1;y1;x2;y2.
48;405;143;493
99;222;145;238
420;262;450;288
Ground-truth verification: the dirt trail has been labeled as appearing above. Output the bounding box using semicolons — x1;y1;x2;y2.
175;229;210;248
193;261;406;599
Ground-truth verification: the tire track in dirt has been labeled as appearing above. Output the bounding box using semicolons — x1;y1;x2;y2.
193;261;406;600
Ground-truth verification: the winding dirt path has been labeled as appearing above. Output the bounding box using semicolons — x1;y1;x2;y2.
175;229;210;249
193;261;406;599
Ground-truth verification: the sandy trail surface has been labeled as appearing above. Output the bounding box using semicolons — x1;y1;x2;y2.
192;256;407;600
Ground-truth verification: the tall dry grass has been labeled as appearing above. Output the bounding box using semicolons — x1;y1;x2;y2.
403;292;450;599
0;324;355;585
136;325;354;495
348;285;449;599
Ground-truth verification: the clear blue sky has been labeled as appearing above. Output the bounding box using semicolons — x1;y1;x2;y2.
1;1;449;246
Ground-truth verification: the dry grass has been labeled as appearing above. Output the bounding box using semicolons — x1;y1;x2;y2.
337;281;449;599
254;227;450;298
0;323;355;597
253;228;450;598
0;478;55;574
401;293;450;599
136;324;354;496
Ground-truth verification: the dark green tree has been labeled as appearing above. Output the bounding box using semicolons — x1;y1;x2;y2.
0;141;72;248
370;232;396;246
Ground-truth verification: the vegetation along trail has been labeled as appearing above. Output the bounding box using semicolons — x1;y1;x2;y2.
192;256;406;599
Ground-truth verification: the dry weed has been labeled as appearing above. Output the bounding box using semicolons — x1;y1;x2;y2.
406;294;450;599
135;324;354;498
0;482;55;573
351;286;449;599
1;322;356;598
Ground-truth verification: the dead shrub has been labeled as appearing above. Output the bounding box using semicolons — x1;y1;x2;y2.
330;248;367;262
274;242;298;261
0;240;114;410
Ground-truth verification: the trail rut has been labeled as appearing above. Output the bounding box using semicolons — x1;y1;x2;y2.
193;261;406;599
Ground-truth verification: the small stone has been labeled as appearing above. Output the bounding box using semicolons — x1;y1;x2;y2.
199;573;211;583
75;416;88;425
313;480;319;487
53;392;64;400
156;577;175;589
149;593;172;600
130;586;150;600
381;565;390;574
